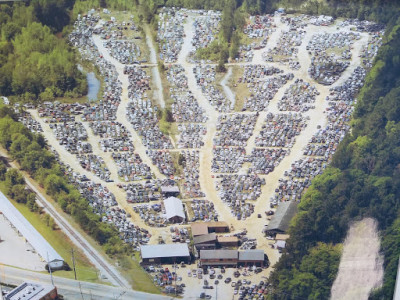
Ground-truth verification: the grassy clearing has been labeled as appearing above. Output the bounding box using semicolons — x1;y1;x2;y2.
117;253;161;294
170;151;183;178
169;122;179;145
230;66;250;112
0;181;102;283
55;96;88;104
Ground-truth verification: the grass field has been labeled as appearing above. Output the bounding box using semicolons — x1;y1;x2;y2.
117;253;161;294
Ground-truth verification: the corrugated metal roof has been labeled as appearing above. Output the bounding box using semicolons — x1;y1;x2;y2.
0;191;63;263
164;197;185;220
140;244;190;259
238;250;264;261
200;250;238;260
266;201;298;232
193;233;216;245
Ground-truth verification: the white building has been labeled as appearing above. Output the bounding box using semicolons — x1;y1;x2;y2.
163;196;185;223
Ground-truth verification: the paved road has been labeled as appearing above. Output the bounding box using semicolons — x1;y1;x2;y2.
0;265;171;300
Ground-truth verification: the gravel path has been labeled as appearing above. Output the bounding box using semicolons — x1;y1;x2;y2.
220;66;236;108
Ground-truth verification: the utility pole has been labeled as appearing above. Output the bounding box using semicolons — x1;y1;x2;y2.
71;248;77;280
47;252;54;286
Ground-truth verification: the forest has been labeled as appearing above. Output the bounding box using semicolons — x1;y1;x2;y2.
0;0;86;102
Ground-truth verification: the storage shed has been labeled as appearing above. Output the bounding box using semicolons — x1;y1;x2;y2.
191;223;209;236
164;197;185;223
140;244;190;264
194;233;217;250
207;221;229;233
217;236;239;247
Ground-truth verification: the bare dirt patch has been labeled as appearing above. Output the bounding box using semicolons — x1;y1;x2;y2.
331;218;384;300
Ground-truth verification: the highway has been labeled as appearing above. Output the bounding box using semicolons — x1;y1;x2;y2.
0;265;171;300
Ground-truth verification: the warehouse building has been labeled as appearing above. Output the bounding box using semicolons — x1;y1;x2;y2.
163;197;186;223
0;192;65;271
200;250;238;267
200;249;267;268
265;201;298;235
140;243;190;264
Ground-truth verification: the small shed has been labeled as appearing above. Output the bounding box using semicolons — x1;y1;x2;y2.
207;221;229;233
191;223;209;237
161;186;180;197
164;197;185;223
140;244;190;264
217;236;239;248
276;240;286;250
238;250;265;267
194;233;217;250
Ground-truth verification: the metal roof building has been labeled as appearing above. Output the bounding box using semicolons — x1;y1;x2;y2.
163;197;185;223
239;250;264;261
266;201;298;234
0;191;64;270
140;244;190;264
238;250;266;267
